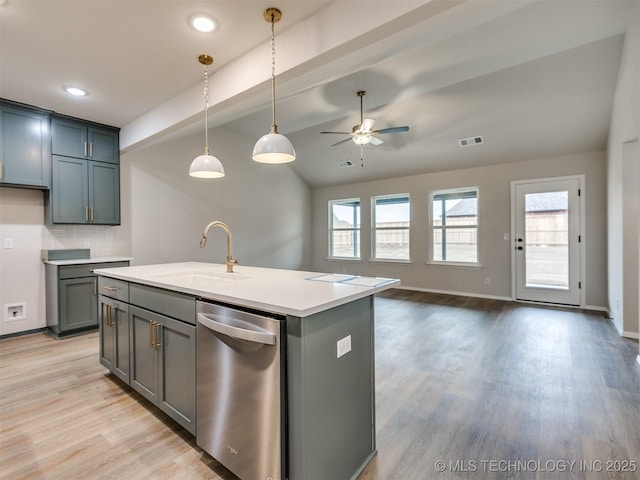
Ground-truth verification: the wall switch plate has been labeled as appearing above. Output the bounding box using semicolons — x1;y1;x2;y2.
3;238;14;249
337;335;352;358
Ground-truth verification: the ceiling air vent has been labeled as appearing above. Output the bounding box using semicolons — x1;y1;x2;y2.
458;135;484;147
337;160;354;168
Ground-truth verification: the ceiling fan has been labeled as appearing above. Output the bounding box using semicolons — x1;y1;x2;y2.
321;90;410;166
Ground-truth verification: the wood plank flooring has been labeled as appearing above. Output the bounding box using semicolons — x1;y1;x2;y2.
1;290;639;480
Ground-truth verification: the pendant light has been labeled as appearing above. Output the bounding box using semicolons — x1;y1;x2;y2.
252;7;296;164
189;54;225;178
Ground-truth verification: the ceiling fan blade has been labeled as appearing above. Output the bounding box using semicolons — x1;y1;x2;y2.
360;118;376;132
321;131;351;135
372;126;410;134
331;137;354;147
369;136;384;146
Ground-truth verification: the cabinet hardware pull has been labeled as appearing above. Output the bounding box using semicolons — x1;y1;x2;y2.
89;142;93;159
102;286;119;292
106;304;112;327
90;207;94;223
84;142;88;157
154;322;162;350
93;278;97;296
0;162;3;180
150;320;154;348
85;207;89;222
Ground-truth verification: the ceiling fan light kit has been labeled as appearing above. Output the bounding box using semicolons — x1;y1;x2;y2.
189;54;225;178
320;90;410;166
252;7;296;164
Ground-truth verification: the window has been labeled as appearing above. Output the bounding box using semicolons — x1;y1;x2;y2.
372;194;410;261
430;187;478;264
329;198;360;258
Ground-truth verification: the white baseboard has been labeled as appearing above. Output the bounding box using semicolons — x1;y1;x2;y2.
396;285;511;302
584;305;609;313
622;331;640;340
609;316;624;335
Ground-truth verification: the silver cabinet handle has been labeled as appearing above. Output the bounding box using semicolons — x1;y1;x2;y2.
197;313;275;345
90;207;94;223
84;141;88;157
89;142;93;159
85;207;89;222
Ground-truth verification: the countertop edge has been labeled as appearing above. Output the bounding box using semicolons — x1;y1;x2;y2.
43;256;133;266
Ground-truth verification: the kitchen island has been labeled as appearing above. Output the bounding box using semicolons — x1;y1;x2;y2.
94;262;399;480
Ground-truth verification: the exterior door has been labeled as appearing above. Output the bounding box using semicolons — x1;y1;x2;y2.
513;177;582;306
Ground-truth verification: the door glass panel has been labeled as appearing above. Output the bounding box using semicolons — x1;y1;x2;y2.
524;191;569;289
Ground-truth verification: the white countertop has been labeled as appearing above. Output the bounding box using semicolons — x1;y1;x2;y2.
93;262;400;317
43;256;133;266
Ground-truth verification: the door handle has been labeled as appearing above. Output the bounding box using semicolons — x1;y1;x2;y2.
197;313;276;345
105;303;112;327
149;320;154;348
154;322;162;350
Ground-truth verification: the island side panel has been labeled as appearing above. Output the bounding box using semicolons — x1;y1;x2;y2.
287;296;376;480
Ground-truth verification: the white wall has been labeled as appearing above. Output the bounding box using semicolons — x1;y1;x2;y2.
120;126;311;271
311;151;608;309
607;2;640;339
0;188;128;336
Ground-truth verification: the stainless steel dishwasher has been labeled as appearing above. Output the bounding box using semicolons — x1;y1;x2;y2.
196;301;286;480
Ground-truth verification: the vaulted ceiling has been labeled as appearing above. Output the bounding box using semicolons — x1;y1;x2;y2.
1;1;634;187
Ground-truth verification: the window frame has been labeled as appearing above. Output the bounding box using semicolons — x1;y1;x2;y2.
428;186;480;267
371;193;411;262
328;198;361;260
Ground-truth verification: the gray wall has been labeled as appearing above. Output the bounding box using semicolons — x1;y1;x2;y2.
311;151;607;309
120;126;312;271
607;1;640;339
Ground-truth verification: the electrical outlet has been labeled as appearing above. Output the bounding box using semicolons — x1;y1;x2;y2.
484;277;491;286
337;335;352;358
5;303;26;321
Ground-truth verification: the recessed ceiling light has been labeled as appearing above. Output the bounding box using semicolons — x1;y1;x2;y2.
63;86;88;97
190;15;217;33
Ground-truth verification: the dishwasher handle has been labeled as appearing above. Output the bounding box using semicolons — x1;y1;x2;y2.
197;312;276;345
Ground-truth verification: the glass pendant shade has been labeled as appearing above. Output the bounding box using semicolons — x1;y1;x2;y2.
252;132;296;164
189;153;225;178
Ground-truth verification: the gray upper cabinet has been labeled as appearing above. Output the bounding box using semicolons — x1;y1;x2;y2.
48;155;120;224
51;115;119;164
0;100;51;188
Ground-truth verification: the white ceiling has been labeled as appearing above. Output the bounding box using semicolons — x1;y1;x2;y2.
0;1;634;188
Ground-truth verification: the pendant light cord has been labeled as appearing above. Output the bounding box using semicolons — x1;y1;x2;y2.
203;63;210;155
270;13;278;134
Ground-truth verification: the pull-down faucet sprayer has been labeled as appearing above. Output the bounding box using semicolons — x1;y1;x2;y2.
200;221;238;273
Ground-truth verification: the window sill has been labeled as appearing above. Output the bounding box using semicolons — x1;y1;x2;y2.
369;259;412;265
426;261;483;269
327;257;361;261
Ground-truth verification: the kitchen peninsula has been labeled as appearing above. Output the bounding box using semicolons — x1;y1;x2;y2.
94;262;399;480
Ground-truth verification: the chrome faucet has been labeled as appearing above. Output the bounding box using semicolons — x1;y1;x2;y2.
200;221;239;273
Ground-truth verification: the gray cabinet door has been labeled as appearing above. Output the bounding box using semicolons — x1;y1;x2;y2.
88;127;119;164
129;305;196;434
0;102;51;187
130;306;160;404
89;162;120;225
99;296;115;371
59;277;98;331
159;316;196;434
51;156;89;223
51;116;87;158
99;296;131;384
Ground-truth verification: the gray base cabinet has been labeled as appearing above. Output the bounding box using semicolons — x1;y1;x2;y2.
0;100;51;188
98;278;196;435
46;261;129;338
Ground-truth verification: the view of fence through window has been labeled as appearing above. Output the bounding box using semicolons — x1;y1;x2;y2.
373;194;410;260
431;188;478;263
329;199;361;258
524;191;569;288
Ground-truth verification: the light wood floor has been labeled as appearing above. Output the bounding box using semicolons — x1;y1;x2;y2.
1;290;639;480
